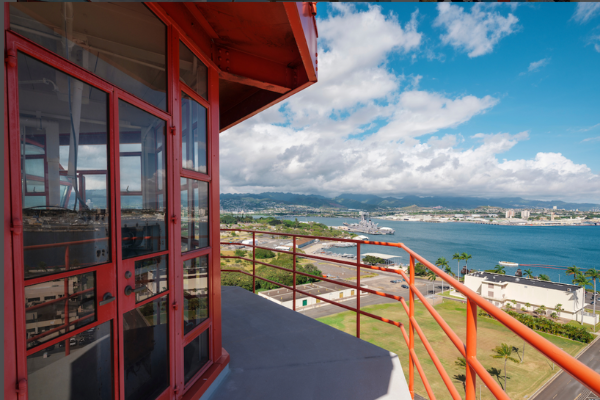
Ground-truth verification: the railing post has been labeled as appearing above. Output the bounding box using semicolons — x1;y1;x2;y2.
64;245;70;356
252;231;256;294
466;299;478;400
356;243;361;338
293;235;297;311
409;255;415;399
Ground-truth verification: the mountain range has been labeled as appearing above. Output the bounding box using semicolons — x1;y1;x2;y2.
220;192;600;211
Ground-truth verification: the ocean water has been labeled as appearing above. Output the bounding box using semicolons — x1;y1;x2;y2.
260;216;600;287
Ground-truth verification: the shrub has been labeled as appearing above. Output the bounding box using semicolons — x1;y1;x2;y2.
479;309;593;343
255;248;275;259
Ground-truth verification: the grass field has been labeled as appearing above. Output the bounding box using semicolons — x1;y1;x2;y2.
317;301;587;400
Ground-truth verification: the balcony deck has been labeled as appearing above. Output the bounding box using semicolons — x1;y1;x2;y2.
207;286;412;400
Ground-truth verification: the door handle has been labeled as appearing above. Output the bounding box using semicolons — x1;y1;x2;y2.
124;285;146;296
99;292;115;306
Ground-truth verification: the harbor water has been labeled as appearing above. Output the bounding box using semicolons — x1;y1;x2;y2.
256;215;600;287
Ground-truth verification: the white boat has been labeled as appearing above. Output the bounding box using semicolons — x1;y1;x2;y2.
499;261;518;267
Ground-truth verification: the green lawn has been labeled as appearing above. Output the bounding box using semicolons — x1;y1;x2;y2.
437;290;466;300
317;301;586;400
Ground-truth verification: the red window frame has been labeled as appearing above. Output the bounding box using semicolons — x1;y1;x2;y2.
4;2;225;398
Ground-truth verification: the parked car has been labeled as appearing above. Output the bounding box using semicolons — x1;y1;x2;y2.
401;284;409;289
390;280;402;283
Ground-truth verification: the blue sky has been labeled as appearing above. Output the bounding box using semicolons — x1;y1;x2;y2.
221;3;600;203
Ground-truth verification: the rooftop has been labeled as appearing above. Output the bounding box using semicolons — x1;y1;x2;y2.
468;271;581;292
211;286;412;400
259;281;357;302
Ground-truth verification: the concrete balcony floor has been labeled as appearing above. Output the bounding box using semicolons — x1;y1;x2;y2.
208;286;412;400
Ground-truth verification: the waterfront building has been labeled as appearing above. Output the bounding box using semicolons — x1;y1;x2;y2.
521;210;531;220
505;210;516;218
464;272;598;325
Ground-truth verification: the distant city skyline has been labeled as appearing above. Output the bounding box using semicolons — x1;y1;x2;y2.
220;3;600;203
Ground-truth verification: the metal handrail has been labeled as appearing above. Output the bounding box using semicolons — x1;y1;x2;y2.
220;228;600;400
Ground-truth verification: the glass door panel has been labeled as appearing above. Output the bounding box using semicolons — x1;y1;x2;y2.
123;296;170;400
27;321;114;400
119;100;167;259
17;52;110;280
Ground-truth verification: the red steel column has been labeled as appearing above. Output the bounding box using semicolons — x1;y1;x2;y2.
64;246;70;356
252;232;256;294
409;255;415;399
466;299;478;400
356;243;361;338
292;236;296;311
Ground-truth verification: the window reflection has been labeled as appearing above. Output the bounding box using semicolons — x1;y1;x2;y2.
135;255;168;303
10;3;167;111
123;296;169;400
119;101;167;259
18;53;110;280
180;42;208;100
25;272;96;349
184;330;209;384
180;178;209;253
27;321;112;400
181;92;207;174
183;256;208;335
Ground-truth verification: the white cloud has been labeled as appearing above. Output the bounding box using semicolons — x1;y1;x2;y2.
572;3;600;24
434;3;519;58
579;123;600;132
581;136;600;143
528;58;550;72
219;5;600;203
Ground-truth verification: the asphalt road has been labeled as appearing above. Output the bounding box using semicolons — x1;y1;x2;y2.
532;337;600;400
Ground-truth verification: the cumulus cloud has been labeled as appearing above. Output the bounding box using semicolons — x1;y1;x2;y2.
219;5;600;203
434;3;519;58
572;3;600;24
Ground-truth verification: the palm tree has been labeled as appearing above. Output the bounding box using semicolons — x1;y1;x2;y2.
538;274;550;281
536;305;547;317
453;253;461;280
567;265;581;283
525;302;532;313
555;303;563;318
426;269;437;294
585;268;600;332
573;274;592;323
436;257;449;292
445;265;456;278
524;269;534;279
461;253;472;274
494;264;506;274
492;343;519;391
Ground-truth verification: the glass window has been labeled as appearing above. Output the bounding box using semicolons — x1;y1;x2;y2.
184;329;209;384
27;321;112;400
18;53;110;280
24;272;96;349
119;100;167;259
183;256;208;335
135;255;168;303
180;179;209;253
123;296;169;400
179;42;208;100
181;92;207;174
10;3;167;111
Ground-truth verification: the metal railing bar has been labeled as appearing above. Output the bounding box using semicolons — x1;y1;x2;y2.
221;230;600;397
24;237;108;250
408;314;462;400
398;323;437;400
398;270;467;357
25;287;94;311
400;247;600;395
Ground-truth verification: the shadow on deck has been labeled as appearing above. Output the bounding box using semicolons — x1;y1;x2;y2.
207;286;412;400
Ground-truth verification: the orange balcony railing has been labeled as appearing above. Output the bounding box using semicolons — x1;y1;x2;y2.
220;228;600;400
